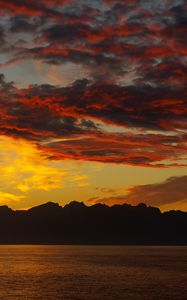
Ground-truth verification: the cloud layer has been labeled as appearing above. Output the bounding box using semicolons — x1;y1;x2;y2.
0;0;186;167
89;176;187;207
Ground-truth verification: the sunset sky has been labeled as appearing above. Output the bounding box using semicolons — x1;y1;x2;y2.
0;0;187;211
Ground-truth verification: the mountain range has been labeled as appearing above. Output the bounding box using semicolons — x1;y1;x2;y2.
0;201;186;244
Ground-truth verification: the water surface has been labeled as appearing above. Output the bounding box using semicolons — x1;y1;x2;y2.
0;245;186;300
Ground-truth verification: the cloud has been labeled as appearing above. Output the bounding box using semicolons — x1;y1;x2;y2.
0;191;25;204
0;136;65;192
39;132;187;167
88;176;187;207
0;0;69;17
3;75;187;133
9;15;39;33
0;0;186;167
0;74;186;167
0;0;186;84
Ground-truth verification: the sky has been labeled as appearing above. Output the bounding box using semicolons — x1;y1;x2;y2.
0;0;187;211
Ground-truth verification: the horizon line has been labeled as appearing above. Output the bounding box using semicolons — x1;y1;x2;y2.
1;200;186;214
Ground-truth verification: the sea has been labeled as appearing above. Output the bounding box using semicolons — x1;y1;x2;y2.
0;245;186;300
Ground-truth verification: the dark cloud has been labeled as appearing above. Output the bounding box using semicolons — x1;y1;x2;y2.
0;74;186;166
89;176;187;207
1;0;186;84
0;0;186;167
0;26;5;44
0;0;68;17
9;15;39;32
8;79;187;132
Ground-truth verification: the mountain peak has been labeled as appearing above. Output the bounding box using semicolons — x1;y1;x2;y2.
0;205;13;214
64;201;87;209
28;202;61;213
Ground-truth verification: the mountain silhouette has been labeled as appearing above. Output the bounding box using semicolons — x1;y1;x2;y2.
0;201;186;244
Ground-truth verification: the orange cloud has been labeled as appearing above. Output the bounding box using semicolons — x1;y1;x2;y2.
88;176;187;209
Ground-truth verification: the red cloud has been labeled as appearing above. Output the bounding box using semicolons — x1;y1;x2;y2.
0;75;187;167
0;1;186;168
0;0;70;17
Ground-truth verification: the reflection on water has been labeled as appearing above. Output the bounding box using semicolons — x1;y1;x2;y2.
0;245;186;299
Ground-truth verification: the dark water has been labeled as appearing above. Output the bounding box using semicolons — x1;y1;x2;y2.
0;246;186;300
